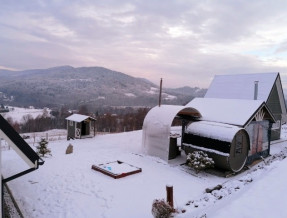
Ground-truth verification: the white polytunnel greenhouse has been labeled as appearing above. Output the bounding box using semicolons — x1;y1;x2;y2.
142;105;201;162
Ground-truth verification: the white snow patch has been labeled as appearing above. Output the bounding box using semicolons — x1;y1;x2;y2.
125;93;136;97
2;128;287;217
95;161;140;175
186;98;265;127
205;73;278;101
162;93;177;100
183;143;230;157
66;114;93;122
2;130;216;218
146;87;158;94
185;121;242;142
1;107;50;123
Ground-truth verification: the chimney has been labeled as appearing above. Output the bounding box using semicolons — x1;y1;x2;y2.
254;81;259;100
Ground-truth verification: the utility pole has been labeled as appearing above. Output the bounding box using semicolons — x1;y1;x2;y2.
159;78;163;107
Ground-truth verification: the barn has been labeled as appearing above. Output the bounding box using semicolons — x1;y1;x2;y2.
184;98;276;171
205;72;286;140
66;114;96;140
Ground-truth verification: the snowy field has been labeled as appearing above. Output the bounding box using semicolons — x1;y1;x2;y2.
2;128;287;218
1;107;49;123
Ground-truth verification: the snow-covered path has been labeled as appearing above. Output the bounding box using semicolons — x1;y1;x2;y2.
209;156;287;218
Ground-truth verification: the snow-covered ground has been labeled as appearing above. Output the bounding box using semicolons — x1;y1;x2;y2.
2;128;287;218
1;107;49;123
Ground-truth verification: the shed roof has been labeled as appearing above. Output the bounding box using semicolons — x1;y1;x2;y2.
186;98;275;127
66;114;95;122
205;73;278;100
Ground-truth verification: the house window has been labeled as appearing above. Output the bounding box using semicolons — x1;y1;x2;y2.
69;120;73;126
235;134;243;155
272;120;281;130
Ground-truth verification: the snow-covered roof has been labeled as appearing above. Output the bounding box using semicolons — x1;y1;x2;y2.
0;114;44;173
205;73;278;101
186;98;274;127
142;105;201;161
65;114;95;122
185;121;243;142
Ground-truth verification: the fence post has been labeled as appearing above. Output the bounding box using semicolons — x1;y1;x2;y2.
166;184;174;209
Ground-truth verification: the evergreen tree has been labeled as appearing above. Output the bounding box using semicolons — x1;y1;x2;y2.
36;138;51;157
186;151;214;173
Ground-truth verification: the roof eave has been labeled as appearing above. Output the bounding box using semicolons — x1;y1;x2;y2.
243;102;276;128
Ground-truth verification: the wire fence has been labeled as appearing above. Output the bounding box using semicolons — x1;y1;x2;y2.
1;130;67;150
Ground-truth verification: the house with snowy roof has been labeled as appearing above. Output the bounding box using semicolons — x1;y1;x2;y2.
184;98;275;172
204;72;286;140
142;97;275;173
66;114;96;140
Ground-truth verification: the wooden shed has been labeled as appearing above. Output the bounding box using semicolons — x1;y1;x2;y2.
184;98;276;172
205;72;286;140
66;114;96;140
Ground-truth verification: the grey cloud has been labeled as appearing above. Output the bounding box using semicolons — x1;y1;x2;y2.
0;0;287;88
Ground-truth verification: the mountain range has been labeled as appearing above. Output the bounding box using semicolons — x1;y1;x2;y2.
0;66;206;109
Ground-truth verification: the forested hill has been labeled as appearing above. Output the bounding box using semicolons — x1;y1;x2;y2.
0;66;206;108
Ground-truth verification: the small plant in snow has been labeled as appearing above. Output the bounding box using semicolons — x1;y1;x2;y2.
36;138;51;157
186;151;214;173
151;199;173;218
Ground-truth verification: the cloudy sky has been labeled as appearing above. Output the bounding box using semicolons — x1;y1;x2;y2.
1;0;287;88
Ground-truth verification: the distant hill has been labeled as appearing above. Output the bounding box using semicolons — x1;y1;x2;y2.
0;66;206;108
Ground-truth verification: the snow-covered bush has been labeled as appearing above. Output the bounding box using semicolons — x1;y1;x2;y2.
186;151;214;173
151;199;173;218
36;138;51;157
